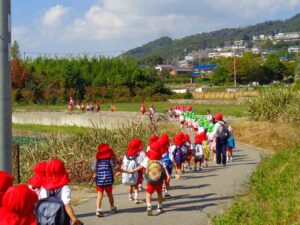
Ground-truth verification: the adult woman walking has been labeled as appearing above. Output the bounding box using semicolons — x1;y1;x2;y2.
210;113;229;166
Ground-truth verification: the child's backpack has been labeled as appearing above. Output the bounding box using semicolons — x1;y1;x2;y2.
227;136;235;148
203;141;211;159
220;122;231;139
122;156;138;185
145;160;164;185
162;153;172;168
35;188;70;225
96;159;114;186
194;144;204;160
173;146;184;164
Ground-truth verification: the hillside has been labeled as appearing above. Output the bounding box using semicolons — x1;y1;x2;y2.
125;13;300;61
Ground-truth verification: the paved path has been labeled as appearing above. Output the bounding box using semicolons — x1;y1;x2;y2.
74;142;262;225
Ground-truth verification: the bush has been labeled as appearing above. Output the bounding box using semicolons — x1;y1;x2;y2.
249;86;300;123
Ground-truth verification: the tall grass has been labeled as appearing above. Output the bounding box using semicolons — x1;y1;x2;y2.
19;121;179;183
249;84;300;123
213;145;300;225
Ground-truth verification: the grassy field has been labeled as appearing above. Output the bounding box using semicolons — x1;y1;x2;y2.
213;120;300;225
13;102;248;117
13;124;91;136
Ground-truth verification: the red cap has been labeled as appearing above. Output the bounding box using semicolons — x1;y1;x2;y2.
184;134;191;144
44;159;70;190
147;142;162;160
0;184;38;225
0;171;14;207
96;144;115;160
127;140;139;157
173;133;185;147
158;134;170;155
148;135;159;145
27;161;47;189
194;132;207;144
213;113;223;121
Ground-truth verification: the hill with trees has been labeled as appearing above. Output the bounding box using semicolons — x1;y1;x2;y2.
125;13;300;62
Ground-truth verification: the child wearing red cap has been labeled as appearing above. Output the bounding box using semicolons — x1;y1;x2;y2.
194;132;208;171
130;141;170;216
172;133;186;179
146;135;159;152
182;134;193;172
0;171;14;207
38;159;82;225
158;135;172;198
0;184;38;225
122;138;144;204
141;103;146;116
27;161;47;197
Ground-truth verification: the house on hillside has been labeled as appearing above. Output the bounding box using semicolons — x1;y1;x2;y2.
194;64;217;75
169;68;192;76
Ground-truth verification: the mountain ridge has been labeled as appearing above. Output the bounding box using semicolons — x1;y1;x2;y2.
125;13;300;61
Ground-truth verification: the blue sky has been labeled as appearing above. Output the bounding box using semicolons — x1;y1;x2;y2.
12;0;300;56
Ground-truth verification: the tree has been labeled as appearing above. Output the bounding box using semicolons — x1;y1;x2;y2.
11;58;28;88
11;40;21;59
264;54;285;82
211;65;231;85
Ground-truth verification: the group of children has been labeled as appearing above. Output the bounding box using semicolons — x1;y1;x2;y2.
0;109;236;224
0;159;82;225
68;97;116;113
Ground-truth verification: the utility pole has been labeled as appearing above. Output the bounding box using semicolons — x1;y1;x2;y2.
234;55;237;87
0;0;12;173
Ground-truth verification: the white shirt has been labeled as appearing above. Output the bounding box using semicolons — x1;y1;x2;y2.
39;185;72;205
210;121;225;139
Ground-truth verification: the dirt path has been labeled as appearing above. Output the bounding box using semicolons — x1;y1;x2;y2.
74;142;262;225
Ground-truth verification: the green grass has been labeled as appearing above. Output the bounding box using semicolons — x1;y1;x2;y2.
13;102;248;117
213;145;300;225
13;124;92;135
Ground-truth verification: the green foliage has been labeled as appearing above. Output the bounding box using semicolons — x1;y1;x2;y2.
14;56;171;103
11;40;21;59
249;86;300;123
211;65;231;85
213;145;300;225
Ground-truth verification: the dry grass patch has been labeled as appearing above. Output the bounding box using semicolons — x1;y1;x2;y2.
231;119;300;152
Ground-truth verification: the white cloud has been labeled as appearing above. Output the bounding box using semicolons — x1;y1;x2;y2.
42;4;69;27
12;0;300;53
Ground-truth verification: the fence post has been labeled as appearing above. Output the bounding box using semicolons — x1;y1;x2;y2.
12;143;20;183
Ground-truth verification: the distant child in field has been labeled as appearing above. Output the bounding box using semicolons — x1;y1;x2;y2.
141;103;146;116
226;127;235;162
179;113;185;129
93;144;123;217
81;102;85;112
76;102;81;111
68;96;74;112
130;141;170;216
158;135;172;198
110;104;116;112
90;102;94;112
122;139;143;204
96;102;100;113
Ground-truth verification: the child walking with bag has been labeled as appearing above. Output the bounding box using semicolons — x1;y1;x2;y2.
122;139;143;204
130;141;170;216
226;127;235;162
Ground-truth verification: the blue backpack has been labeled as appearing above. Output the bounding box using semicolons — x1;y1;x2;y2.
96;159;114;186
162;153;173;175
35;188;70;225
227;136;235;148
173;146;184;164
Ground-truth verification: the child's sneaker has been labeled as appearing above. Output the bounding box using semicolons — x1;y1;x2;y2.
147;207;153;216
134;199;139;204
110;206;117;213
165;193;171;198
96;209;104;217
157;206;163;214
128;196;133;201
